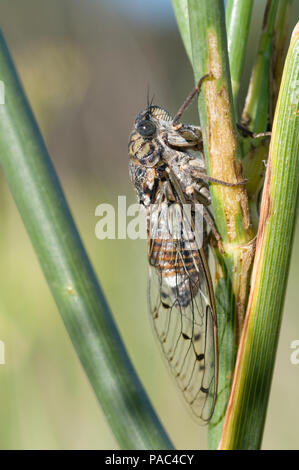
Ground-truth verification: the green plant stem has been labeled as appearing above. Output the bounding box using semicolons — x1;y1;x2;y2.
241;0;291;230
186;0;254;449
219;22;299;450
225;0;254;114
242;0;280;132
0;30;173;450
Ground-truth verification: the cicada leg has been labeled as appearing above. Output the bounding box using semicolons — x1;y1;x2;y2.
191;167;247;187
201;206;223;253
237;123;272;139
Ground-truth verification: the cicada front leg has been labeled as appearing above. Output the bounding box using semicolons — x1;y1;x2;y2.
172;73;212;125
162;73;212;150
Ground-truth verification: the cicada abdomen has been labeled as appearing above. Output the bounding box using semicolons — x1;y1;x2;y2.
148;200;204;308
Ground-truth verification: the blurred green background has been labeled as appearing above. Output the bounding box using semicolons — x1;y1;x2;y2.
0;0;299;450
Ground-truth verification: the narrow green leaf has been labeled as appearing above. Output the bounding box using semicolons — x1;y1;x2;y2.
225;0;254;114
220;22;299;450
0;30;173;450
172;0;192;63
271;0;294;118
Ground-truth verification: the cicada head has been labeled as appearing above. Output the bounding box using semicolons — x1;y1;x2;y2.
128;105;172;167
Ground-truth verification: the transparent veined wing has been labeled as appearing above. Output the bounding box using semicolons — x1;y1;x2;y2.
147;178;218;423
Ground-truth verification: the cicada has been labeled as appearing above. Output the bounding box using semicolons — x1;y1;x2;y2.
128;78;238;422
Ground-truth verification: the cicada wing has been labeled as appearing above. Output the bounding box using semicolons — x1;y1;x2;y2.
148;204;218;423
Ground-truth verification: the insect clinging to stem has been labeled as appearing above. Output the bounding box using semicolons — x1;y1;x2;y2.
128;74;245;422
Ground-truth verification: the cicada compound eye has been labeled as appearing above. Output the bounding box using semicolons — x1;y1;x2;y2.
136;119;156;138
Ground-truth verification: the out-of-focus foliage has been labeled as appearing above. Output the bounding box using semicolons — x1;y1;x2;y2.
0;0;299;450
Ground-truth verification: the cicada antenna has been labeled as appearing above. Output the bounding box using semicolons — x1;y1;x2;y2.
146;84;150;109
145;85;155;118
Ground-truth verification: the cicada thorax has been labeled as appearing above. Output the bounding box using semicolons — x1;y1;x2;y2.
143;105;173;122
